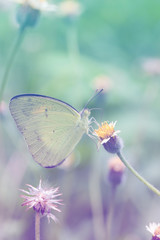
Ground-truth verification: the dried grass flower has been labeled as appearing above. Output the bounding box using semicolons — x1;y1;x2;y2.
20;180;62;223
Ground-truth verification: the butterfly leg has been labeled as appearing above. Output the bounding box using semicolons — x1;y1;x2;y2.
87;130;101;150
89;117;100;127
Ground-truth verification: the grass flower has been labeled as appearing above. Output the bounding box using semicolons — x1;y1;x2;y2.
15;0;57;29
142;57;160;76
14;0;57;12
146;223;160;240
94;121;123;153
59;0;82;18
0;101;7;117
93;75;112;93
20;180;62;223
94;121;119;142
95;121;160;198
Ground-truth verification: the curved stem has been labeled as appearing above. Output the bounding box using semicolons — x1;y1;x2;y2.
35;212;40;240
0;28;26;101
117;151;160;196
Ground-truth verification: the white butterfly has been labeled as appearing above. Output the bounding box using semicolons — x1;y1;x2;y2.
9;91;101;167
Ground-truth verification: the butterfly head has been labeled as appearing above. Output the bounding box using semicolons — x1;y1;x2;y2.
81;108;91;118
78;108;91;133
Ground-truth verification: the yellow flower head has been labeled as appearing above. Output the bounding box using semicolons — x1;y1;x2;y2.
94;121;122;154
94;121;120;144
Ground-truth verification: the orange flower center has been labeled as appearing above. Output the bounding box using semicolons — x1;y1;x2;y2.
94;122;115;140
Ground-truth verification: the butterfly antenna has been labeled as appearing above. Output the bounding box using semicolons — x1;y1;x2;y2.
82;89;103;111
89;107;102;112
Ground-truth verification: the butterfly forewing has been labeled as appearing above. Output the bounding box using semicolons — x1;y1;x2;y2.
9;94;84;167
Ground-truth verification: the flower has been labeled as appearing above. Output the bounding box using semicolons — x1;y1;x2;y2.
0;101;7;117
14;0;57;28
94;121;119;143
146;223;160;240
94;121;123;153
14;0;57;12
58;0;82;18
142;58;160;76
108;156;125;186
20;180;62;223
92;75;112;93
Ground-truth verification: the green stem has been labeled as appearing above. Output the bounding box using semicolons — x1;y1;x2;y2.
117;151;160;196
66;19;79;59
106;187;116;240
89;155;105;240
35;212;40;240
0;28;25;101
66;19;83;86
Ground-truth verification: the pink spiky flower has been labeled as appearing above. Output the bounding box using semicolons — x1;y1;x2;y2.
20;180;62;223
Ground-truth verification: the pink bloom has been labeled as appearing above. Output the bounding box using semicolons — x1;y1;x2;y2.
20;180;62;223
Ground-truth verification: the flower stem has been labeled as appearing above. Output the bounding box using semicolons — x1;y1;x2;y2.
66;19;82;85
66;20;79;59
117;151;160;196
35;212;40;240
106;186;116;240
89;155;105;240
0;28;25;101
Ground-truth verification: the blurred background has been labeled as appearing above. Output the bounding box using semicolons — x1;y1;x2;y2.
0;0;160;239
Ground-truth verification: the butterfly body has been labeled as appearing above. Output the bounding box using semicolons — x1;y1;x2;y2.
9;94;91;168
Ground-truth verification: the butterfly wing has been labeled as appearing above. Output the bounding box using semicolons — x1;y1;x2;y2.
9;94;86;168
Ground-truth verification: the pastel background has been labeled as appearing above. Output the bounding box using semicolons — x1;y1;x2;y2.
0;0;160;239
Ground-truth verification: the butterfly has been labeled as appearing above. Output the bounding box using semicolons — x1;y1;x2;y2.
9;91;102;168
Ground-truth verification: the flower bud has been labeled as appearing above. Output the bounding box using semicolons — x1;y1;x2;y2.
16;5;40;29
108;156;125;186
103;135;123;154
